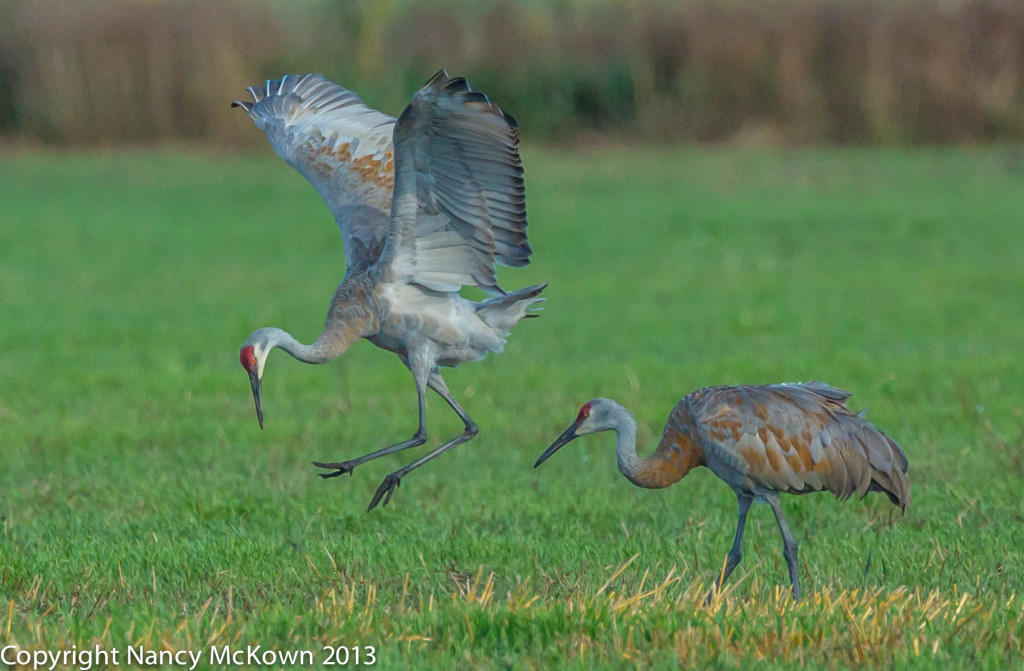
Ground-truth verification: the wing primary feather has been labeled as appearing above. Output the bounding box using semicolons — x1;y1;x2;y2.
236;73;397;272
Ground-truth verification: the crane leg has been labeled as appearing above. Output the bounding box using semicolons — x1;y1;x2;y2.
312;363;429;479
705;493;752;605
768;496;801;600
425;370;478;432
366;370;479;512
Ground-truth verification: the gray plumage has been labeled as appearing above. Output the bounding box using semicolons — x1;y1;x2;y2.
236;71;545;511
535;383;910;600
233;73;395;272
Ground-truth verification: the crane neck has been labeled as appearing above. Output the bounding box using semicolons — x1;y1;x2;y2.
611;409;643;481
609;402;703;490
269;273;381;365
260;328;344;365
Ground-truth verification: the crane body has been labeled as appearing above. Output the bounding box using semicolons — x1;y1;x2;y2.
535;382;910;600
236;71;544;510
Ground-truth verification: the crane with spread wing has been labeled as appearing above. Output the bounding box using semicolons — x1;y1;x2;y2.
235;71;544;511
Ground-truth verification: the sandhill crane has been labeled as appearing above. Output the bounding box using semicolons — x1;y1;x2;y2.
234;71;544;511
534;382;910;600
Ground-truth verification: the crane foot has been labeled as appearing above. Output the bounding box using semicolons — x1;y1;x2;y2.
367;473;402;511
313;460;358;479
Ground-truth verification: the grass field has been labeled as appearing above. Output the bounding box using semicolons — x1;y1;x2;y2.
1;146;1023;668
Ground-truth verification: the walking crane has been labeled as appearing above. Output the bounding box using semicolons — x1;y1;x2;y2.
535;382;910;599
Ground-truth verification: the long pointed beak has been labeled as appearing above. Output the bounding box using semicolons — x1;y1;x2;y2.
248;369;263;429
534;421;580;468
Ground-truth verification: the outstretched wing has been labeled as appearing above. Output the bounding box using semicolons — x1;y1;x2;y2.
377;70;531;295
234;74;396;271
688;383;910;509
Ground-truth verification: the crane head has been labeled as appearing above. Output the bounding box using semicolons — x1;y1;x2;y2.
534;401;601;468
239;343;264;428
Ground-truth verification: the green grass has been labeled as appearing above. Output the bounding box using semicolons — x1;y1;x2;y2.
1;146;1023;669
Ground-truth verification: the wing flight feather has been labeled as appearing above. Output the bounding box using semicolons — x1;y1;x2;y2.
233;74;396;271
237;71;534;294
379;70;532;295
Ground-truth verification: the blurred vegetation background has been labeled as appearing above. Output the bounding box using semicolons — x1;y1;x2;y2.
1;0;1023;147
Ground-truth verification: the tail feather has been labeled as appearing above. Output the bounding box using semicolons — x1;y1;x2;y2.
818;403;911;513
861;428;910;513
476;283;546;334
871;431;911;512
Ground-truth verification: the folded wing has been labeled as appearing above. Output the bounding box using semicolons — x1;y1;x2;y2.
233;74;396;271
689;383;910;510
